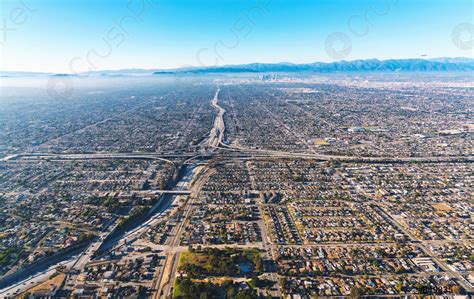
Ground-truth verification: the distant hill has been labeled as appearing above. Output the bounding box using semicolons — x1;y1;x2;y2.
0;71;54;77
153;58;474;74
2;58;473;77
428;57;474;64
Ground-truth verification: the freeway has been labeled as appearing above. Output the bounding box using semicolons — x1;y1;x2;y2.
0;258;77;298
96;165;198;256
8;152;177;163
62;165;200;295
0;165;198;296
208;87;226;148
0;155;18;162
151;166;209;299
218;142;474;163
125;190;191;195
4;146;473;165
63;228;116;290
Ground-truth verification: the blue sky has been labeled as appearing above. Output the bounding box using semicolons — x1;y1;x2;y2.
1;0;472;72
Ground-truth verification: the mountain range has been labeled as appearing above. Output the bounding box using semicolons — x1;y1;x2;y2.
2;58;473;77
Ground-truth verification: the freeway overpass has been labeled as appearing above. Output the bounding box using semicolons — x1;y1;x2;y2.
3;150;473;165
131;190;191;195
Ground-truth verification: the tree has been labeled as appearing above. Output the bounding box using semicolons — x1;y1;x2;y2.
253;254;263;272
226;285;237;298
451;285;463;295
395;282;403;293
142;180;151;190
279;277;288;291
414;283;426;293
350;286;365;298
373;260;379;268
249;276;262;288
